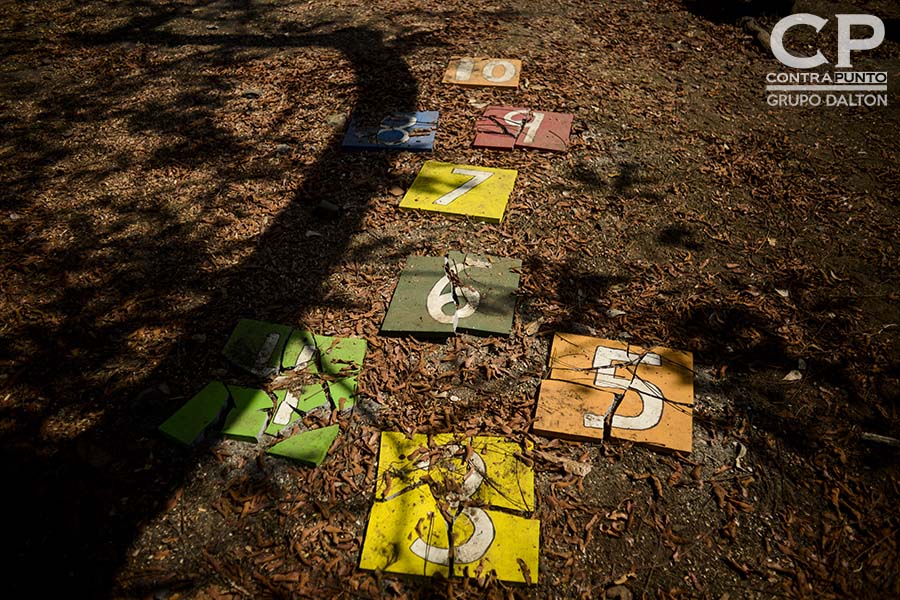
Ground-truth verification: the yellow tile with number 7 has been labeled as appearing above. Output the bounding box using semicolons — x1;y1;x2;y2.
399;160;517;223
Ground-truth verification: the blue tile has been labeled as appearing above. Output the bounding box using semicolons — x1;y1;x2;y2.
342;111;438;151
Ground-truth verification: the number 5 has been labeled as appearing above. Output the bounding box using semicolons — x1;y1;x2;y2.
433;168;493;206
590;346;665;431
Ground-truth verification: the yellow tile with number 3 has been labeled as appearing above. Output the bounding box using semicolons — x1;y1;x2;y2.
399;160;517;223
359;432;540;583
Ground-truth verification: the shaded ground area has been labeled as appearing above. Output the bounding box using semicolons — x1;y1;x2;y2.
1;0;898;597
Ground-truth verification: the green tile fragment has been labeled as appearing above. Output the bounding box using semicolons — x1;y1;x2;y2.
282;329;319;371
281;330;367;410
316;335;367;410
265;386;330;436
267;424;340;466
381;252;521;336
223;319;293;377
159;381;230;445
221;385;272;443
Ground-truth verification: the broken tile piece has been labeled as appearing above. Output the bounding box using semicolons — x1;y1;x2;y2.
398;160;517;223
264;386;329;436
223;319;293;377
474;106;573;152
473;105;525;150
281;330;367;410
534;334;694;453
442;57;521;88
281;329;320;372
342;111;438;151
513;110;573;152
381;252;521;336
158;381;230;445
221;385;272;443
359;432;540;583
266;424;340;466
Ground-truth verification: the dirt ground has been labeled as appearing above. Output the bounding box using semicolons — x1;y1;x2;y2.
1;0;898;598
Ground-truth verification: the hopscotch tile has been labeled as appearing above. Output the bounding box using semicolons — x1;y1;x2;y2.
536;333;694;453
159;381;230;445
342;111;438;151
442;57;521;88
267;424;340;466
360;432;539;583
381;253;521;336
398;160;517;223
223;319;293;377
474;107;573;153
221;385;273;443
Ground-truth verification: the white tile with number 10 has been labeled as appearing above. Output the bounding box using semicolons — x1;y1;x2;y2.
398;160;517;223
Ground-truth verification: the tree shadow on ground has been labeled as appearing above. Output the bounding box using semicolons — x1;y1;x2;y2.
682;0;794;24
0;1;441;595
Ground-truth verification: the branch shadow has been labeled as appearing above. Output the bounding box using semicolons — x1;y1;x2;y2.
0;1;442;595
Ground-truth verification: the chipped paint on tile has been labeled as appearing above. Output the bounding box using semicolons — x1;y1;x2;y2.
473;105;524;150
359;432;539;583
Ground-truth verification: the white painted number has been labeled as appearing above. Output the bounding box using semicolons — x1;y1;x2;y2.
586;346;665;431
252;333;281;377
453;59;517;84
377;114;417;145
482;59;516;83
426;272;480;324
455;58;475;81
433;168;493;206
503;109;545;145
273;391;299;425
410;445;495;565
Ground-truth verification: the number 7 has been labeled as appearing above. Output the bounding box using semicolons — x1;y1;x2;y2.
433;168;493;206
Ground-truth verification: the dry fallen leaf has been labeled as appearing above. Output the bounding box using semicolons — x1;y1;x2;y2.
783;370;803;382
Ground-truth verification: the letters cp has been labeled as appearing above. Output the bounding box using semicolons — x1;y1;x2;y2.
771;13;885;69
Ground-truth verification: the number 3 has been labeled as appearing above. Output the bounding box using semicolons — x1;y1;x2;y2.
409;445;495;565
433;168;493;206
